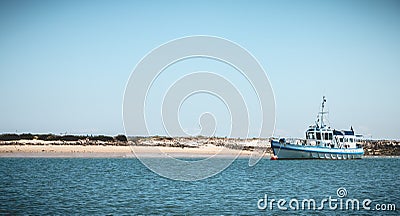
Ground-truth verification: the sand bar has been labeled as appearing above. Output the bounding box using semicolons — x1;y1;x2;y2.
0;145;269;158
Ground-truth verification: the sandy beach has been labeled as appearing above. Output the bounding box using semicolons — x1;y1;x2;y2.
0;144;269;158
0;137;271;158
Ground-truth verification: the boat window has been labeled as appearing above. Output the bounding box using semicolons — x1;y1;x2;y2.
324;133;329;140
339;138;343;142
328;133;333;140
316;132;321;140
350;138;354;143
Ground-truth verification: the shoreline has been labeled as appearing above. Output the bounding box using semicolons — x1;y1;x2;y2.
0;145;398;159
0;145;268;158
362;155;400;159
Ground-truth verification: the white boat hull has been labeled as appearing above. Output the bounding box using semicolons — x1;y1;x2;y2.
271;140;363;160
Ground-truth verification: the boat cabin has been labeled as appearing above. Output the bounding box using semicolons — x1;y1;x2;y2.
304;126;358;149
333;130;358;148
305;126;334;147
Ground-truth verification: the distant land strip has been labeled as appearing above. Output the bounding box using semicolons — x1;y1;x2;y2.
0;133;399;156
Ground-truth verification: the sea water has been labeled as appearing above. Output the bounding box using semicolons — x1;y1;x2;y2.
0;157;398;215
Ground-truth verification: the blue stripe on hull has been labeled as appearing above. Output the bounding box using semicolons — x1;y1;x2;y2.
271;140;364;160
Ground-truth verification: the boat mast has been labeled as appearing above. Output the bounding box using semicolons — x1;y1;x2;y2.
320;96;327;128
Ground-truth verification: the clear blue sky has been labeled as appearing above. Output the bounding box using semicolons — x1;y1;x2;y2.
0;0;399;139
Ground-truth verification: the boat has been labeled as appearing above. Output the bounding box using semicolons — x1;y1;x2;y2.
271;96;364;159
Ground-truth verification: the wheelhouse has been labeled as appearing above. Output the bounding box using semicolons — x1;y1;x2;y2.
305;126;334;147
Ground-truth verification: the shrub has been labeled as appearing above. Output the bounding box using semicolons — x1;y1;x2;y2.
0;134;20;141
89;135;114;142
114;134;128;142
19;133;34;140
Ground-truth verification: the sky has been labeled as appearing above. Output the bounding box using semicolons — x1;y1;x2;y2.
0;0;399;139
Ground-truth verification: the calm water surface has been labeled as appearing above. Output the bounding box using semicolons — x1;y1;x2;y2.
0;158;398;215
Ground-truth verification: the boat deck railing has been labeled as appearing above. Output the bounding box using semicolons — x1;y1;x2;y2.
273;137;306;145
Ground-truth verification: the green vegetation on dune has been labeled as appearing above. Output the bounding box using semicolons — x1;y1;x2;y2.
0;133;127;142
